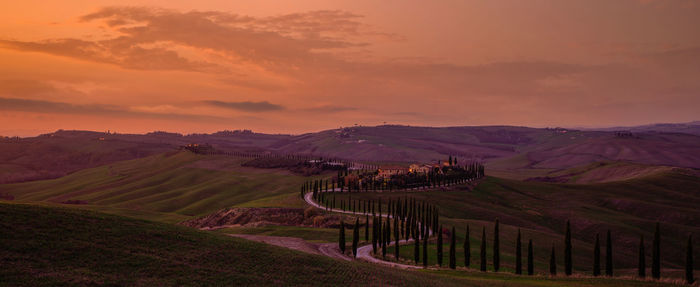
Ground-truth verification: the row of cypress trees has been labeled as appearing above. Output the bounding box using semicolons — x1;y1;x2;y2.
335;196;440;261
467;220;695;285
333;199;694;284
345;217;694;285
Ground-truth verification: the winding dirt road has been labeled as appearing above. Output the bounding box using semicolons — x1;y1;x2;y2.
304;191;430;269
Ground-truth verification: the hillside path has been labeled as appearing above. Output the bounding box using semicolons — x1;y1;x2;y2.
228;234;351;261
304;192;428;269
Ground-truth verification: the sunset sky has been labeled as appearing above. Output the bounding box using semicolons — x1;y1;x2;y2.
1;0;699;136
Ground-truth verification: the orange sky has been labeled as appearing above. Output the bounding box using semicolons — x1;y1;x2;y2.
1;0;699;136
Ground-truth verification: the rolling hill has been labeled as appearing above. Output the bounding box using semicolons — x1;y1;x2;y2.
0;201;684;286
0;202;456;286
2;124;700;184
324;170;700;277
0;151;324;222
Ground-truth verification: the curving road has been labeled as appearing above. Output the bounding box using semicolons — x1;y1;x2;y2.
304;191;431;269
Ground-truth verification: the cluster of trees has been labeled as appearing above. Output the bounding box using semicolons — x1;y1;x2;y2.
300;162;485;198
338;214;695;285
335;196;440;261
336;162;484;192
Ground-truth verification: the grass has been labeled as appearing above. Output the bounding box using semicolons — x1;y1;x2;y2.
1;201;685;287
215;225;352;243
1;151;328;222
321;170;700;277
0;201;475;287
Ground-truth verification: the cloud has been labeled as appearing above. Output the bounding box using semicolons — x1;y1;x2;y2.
0;79;59;96
302;104;357;113
0;7;382;73
203;100;284;112
0;97;224;122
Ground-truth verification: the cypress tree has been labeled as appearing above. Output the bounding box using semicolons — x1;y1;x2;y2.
414;236;420;263
480;227;487;271
449;226;456;269
339;221;346;253
652;222;661;279
550;243;557;275
464;225;471;267
527;239;534;275
593;233;601;276
565;220;572;276
437;225;443;267
687;234;694;285
516;229;522;275
423;234;428;267
387;216;392;246
639;235;646;278
606;230;613;277
353;218;359;258
378;216;383;246
494;219;500;272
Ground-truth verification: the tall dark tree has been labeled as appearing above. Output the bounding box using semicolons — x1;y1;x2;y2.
339;221;346;253
464;225;471;267
687;234;694;285
516;229;522;275
639;235;646;278
605;230;613;277
550;243;557;276
652;222;661;279
437;225;444;267
494;219;500;272
414;236;420;264
527;239;534;275
565;220;572;276
423;234;428;267
480;227;487;272
449;226;456;269
352;218;359;258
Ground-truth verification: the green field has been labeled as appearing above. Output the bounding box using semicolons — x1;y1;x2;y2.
2;151;697;284
323;171;700;277
215;225;352;243
1;151;326;222
0;202;683;286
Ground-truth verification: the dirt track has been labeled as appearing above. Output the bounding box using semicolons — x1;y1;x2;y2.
303;191;428;269
228;234;351;261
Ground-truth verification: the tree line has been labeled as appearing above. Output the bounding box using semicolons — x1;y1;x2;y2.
337;215;695;285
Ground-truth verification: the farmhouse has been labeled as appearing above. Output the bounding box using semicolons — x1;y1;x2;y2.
409;163;433;173
377;165;409;178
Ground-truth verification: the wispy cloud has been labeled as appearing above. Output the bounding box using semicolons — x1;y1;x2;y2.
0;97;224;122
302;104;357;113
203;100;284;112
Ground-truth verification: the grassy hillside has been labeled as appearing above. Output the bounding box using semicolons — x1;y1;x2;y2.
5;125;699;185
325;170;700;277
0;202;682;286
0;129;289;184
1;151;321;222
0;202;453;286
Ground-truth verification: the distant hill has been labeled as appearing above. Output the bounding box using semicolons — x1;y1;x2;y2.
2;124;699;183
586;121;700;136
